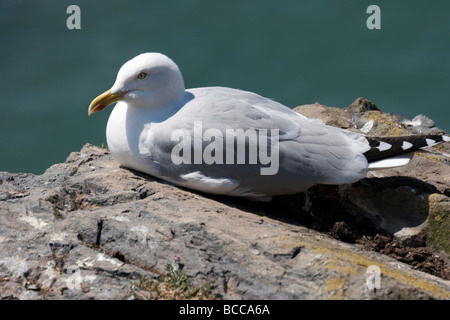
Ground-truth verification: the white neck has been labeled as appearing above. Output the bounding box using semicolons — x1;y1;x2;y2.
130;90;193;123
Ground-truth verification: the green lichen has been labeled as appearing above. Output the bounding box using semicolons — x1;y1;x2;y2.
325;277;346;293
364;111;409;136
426;194;450;255
277;234;450;299
415;152;442;163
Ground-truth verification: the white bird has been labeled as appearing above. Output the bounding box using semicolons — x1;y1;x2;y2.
88;53;449;200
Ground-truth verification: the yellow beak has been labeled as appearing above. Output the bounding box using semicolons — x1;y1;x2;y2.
88;89;128;116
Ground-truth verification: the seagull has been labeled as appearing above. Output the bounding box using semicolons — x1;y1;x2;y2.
88;53;449;199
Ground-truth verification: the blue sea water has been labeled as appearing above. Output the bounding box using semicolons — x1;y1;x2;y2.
1;0;449;174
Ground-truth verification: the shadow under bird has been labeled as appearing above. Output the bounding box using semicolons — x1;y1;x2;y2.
88;53;449;200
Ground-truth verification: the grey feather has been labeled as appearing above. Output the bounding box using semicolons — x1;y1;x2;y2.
139;87;370;196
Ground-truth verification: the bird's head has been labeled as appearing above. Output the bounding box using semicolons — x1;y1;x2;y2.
88;52;185;115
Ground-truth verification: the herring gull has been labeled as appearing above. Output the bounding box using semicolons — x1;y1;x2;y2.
88;53;449;199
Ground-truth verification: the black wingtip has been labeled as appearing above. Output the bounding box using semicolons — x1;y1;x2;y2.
364;134;449;163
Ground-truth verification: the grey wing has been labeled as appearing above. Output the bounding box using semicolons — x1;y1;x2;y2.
140;87;370;197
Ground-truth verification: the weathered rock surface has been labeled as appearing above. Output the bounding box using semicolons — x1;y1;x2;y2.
1;98;449;300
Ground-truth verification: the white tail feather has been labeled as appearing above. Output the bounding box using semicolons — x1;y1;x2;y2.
368;154;414;170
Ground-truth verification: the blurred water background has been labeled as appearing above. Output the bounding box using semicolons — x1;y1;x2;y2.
1;0;449;174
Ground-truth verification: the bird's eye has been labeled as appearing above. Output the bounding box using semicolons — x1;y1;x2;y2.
137;72;147;79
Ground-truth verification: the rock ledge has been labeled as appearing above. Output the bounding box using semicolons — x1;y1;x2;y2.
1;98;449;300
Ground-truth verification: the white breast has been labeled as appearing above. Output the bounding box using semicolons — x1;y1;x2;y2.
106;102;147;171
